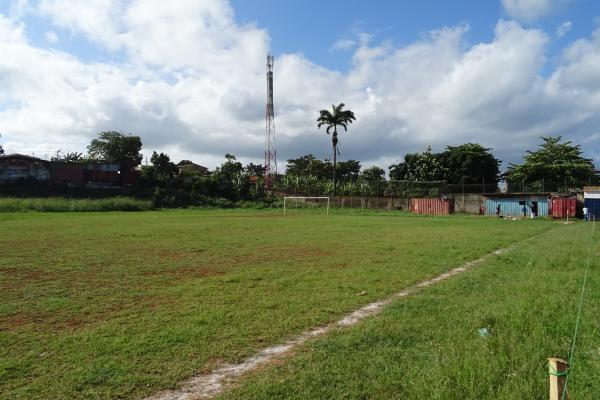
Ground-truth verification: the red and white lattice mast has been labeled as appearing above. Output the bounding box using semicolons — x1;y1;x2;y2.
264;53;277;189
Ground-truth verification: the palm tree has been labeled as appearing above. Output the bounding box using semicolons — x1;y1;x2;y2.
317;103;356;194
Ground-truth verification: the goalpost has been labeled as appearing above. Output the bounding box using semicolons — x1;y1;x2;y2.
283;197;330;215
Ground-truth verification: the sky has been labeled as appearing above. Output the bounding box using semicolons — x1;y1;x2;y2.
1;0;599;172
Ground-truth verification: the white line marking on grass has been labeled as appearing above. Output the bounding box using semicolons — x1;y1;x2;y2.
145;248;508;400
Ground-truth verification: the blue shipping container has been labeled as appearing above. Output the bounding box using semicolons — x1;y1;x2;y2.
485;196;549;217
584;198;600;221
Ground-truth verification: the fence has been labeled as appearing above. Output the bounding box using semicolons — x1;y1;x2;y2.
506;180;584;194
274;177;499;198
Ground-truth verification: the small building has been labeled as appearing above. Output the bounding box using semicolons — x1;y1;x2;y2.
484;193;550;217
584;186;600;220
0;154;50;183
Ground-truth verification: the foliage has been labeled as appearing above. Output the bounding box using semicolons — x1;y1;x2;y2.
389;146;445;181
286;154;360;183
505;136;596;191
50;151;89;163
274;174;446;198
360;166;385;183
440;143;500;184
389;144;501;186
286;154;332;181
317;103;357;192
245;162;265;177
87;131;143;170
0;134;4;155
0;197;153;212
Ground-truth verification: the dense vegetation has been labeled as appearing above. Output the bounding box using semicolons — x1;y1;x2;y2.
0;197;153;212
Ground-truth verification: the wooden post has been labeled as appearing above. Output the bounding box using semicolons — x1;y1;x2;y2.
548;358;568;400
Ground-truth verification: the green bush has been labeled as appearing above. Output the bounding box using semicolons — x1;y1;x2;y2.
0;197;154;212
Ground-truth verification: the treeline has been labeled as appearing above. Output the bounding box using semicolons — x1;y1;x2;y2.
14;131;597;206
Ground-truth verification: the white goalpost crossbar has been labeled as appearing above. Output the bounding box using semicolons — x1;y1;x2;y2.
283;197;330;215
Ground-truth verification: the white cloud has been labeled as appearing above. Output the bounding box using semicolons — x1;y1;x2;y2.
331;38;356;51
555;21;572;38
37;0;125;50
8;0;31;19
501;0;570;22
44;30;58;43
0;1;599;170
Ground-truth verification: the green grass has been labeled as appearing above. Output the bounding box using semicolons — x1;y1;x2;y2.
0;197;154;212
220;222;599;400
0;209;557;399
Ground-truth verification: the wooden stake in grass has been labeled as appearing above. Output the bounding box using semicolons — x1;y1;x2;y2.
548;358;569;400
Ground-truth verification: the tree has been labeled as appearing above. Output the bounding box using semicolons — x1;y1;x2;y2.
286;154;318;176
317;103;356;194
150;152;178;182
245;162;265;177
50;151;87;163
0;133;4;155
212;154;245;200
389;146;445;181
285;154;332;181
505;136;596;191
361;166;385;183
440;143;500;184
87;131;143;170
336;159;361;183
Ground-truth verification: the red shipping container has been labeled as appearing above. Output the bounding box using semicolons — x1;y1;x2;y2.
409;198;454;215
550;197;576;219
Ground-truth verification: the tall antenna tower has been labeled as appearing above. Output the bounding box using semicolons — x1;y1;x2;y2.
264;53;277;189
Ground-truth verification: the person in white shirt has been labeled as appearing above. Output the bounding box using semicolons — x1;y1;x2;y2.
583;206;589;222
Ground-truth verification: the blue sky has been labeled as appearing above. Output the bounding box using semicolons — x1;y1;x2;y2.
8;1;598;72
1;0;599;169
229;0;600;73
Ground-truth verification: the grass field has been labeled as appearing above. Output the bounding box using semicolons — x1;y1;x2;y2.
220;221;600;400
0;209;580;399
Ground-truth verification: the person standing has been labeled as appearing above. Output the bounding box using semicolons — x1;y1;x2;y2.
583;206;589;222
521;204;527;219
496;203;501;218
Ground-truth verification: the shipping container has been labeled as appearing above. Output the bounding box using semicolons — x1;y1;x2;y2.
484;195;549;217
409;198;454;215
550;197;577;219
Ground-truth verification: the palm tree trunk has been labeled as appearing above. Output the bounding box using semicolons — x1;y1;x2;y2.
332;127;337;195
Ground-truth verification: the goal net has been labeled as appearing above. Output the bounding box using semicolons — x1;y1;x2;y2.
283;197;330;215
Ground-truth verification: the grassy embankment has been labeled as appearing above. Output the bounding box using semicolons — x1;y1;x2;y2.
0;209;556;399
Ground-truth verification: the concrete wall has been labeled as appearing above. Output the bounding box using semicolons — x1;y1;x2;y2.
452;193;485;214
